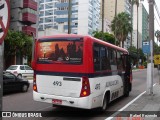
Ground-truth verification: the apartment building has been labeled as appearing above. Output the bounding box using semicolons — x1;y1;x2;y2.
132;3;149;49
38;0;100;35
101;0;131;48
10;0;37;36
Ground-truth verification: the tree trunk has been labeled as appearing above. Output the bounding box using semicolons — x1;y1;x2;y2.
122;41;124;48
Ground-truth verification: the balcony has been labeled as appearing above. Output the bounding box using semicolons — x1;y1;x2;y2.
23;0;37;10
22;13;37;24
22;26;36;36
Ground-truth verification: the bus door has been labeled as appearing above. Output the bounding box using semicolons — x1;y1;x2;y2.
121;54;132;92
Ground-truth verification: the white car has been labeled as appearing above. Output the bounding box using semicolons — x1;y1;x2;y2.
6;65;33;78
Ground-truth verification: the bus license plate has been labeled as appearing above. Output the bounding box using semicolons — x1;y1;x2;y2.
52;99;62;105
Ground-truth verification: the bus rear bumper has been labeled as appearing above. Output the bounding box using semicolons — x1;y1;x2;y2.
33;91;92;109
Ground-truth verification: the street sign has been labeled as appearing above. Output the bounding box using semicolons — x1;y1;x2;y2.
0;0;10;45
142;41;150;54
154;55;160;65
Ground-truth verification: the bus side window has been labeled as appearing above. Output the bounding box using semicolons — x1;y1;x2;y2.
108;49;117;75
108;49;117;66
117;51;123;71
101;47;111;71
94;45;100;71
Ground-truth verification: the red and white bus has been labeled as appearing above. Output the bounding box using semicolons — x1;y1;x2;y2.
32;34;132;111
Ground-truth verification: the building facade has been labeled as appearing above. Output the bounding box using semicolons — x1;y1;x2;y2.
132;3;149;49
10;0;37;36
101;0;131;49
99;0;111;33
38;0;100;35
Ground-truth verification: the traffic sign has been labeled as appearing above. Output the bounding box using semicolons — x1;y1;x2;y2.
0;0;10;45
154;55;160;65
142;41;150;54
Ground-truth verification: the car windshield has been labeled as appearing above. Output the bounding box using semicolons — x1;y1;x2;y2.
7;66;18;70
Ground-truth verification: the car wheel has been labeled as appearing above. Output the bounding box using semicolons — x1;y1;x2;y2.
17;74;22;78
22;85;28;92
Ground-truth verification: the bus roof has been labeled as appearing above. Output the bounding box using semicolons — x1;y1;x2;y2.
38;34;128;53
38;34;84;39
90;36;128;53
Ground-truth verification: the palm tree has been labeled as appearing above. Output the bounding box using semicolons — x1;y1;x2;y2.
111;12;132;48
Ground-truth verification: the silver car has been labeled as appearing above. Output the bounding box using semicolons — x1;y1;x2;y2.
6;65;33;78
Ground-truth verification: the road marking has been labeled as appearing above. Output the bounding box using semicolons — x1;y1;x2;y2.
105;83;156;120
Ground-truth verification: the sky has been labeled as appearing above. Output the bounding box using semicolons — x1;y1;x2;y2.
142;0;160;45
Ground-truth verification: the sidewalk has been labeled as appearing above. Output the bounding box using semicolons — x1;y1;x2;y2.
110;83;160;120
105;68;159;120
124;83;160;120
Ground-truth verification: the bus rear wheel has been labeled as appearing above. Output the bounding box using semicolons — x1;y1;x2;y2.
100;93;109;112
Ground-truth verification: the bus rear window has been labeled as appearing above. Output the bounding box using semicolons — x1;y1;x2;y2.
37;39;83;64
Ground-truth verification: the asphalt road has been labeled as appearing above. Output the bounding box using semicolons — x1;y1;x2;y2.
2;68;160;120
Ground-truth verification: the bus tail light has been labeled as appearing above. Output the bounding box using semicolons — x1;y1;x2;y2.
80;76;90;97
33;73;37;92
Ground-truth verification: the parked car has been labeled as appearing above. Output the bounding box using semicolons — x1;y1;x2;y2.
6;65;33;78
3;71;30;93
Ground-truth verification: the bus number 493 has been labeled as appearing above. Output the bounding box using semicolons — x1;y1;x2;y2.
53;81;62;86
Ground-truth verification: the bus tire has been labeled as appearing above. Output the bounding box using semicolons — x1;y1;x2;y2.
100;92;110;112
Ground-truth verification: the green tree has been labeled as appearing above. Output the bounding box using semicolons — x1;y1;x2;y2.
111;12;132;48
128;46;137;64
92;31;116;45
4;30;32;67
154;43;160;54
128;46;146;66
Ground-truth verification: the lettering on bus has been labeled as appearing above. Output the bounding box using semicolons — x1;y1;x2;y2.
106;80;119;87
53;81;62;86
95;83;100;90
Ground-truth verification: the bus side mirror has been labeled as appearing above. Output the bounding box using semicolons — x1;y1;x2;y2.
31;60;36;70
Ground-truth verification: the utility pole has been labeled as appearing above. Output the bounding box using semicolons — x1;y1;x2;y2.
68;0;72;34
130;0;133;47
114;0;117;45
32;0;39;61
0;43;3;113
136;0;139;67
102;0;104;40
147;0;154;95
